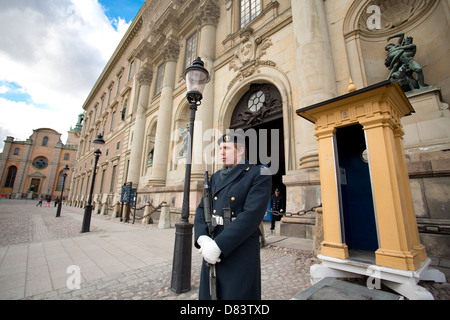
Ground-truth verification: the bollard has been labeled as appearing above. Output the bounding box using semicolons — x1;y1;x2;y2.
143;203;151;225
158;203;171;229
113;202;121;218
122;203;130;222
101;202;108;215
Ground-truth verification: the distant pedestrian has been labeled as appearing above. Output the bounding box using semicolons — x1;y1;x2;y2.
36;196;43;207
54;196;59;207
45;196;51;207
270;188;285;233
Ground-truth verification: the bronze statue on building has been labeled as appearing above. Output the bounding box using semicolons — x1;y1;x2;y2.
385;33;431;93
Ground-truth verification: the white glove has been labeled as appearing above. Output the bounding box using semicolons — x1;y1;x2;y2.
199;239;222;265
197;235;213;248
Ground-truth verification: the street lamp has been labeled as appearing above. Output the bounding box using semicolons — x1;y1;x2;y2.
81;134;105;233
55;165;70;217
171;57;210;293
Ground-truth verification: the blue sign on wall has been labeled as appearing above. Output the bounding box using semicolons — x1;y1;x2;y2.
121;184;131;203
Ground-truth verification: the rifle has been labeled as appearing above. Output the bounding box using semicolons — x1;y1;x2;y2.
203;160;214;237
203;157;217;300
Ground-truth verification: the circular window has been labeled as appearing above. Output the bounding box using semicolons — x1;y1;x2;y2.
247;90;265;112
32;157;48;170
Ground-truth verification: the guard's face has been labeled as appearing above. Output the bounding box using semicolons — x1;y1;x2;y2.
220;142;244;168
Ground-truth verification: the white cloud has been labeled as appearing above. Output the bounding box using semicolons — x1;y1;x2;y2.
0;98;67;141
0;0;130;150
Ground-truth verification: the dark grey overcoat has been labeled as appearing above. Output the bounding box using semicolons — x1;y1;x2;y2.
194;162;271;300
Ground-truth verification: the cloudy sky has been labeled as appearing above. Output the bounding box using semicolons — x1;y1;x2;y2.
0;0;145;150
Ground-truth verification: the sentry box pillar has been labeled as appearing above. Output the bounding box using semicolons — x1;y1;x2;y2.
297;81;427;271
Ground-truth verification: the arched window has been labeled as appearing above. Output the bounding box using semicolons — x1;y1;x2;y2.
42;136;49;146
5;166;17;188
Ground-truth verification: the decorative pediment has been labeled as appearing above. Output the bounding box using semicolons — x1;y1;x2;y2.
228;27;276;90
29;172;46;178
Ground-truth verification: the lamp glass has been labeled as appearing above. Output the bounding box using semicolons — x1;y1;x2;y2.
93;134;105;153
185;69;209;94
63;165;70;175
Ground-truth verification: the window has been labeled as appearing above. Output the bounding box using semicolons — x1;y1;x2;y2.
13;148;20;155
99;169;106;193
87;115;91;131
32;157;48;170
240;0;261;27
107;87;112;106
94;105;98;122
5;166;17;188
154;63;165;95
110;165;117;193
64;153;70;160
185;33;198;69
110;110;116;132
85;175;90;195
248;90;265;112
100;97;104;115
42;136;49;146
128;60;135;81
116;141;120;150
116;75;122;95
121;100;127;121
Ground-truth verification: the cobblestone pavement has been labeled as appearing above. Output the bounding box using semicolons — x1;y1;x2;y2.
21;246;314;301
0;199;448;301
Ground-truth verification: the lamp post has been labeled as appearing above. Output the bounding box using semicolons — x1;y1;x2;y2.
81;134;105;233
171;57;210;293
55;165;70;217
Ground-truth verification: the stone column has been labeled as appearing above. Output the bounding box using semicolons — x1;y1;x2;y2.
291;0;337;167
0;137;12;186
148;39;180;186
14;142;33;198
191;0;220;178
128;66;152;187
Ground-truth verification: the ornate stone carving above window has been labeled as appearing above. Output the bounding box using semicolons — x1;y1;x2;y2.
230;83;282;129
228;27;276;90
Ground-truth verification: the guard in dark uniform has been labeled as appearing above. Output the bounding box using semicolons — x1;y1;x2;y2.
194;132;272;300
270;188;285;232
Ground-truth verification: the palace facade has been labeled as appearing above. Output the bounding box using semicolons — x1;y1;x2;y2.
68;0;449;260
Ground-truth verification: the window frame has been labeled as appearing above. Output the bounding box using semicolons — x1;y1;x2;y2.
4;166;17;188
240;0;261;28
154;63;165;96
184;32;198;70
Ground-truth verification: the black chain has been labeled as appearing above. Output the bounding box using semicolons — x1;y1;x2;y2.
268;204;322;217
